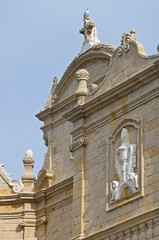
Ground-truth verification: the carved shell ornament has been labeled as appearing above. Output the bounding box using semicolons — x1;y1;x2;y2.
111;128;138;201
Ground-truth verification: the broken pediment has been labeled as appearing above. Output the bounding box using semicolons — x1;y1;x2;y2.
42;44;116;111
42;9;117;111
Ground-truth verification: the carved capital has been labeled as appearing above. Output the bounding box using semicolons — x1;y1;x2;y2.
70;137;88;152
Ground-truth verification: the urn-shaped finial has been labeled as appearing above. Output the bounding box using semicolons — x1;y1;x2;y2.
75;69;89;105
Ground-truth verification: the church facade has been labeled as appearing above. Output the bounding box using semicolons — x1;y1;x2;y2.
0;11;159;240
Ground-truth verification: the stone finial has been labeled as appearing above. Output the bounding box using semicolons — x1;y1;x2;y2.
44;76;58;110
79;10;100;54
75;69;89;105
130;28;136;41
21;149;36;192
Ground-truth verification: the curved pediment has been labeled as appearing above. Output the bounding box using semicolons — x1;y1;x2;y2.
44;44;116;108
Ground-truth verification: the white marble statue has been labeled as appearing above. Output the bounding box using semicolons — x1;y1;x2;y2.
111;128;138;201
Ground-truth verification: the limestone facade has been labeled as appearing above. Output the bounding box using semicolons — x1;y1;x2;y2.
0;11;159;240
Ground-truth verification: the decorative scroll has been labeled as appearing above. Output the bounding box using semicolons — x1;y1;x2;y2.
0;163;23;193
69;137;88;152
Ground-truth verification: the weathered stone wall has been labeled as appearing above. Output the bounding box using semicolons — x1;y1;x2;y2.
84;93;159;236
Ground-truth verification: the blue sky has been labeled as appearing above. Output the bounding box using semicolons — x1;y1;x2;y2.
0;0;158;181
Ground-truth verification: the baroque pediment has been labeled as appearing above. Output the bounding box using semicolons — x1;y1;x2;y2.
43;44;116;110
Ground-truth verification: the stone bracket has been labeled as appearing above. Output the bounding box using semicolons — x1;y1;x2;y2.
70;137;88;152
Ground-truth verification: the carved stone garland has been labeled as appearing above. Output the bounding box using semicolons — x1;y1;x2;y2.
111;128;138;201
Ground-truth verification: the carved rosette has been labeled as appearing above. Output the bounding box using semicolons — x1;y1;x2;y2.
70;137;88;152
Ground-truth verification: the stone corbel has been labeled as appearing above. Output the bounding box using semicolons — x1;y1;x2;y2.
69;137;88;152
19;219;36;227
36;216;48;226
43;133;48;147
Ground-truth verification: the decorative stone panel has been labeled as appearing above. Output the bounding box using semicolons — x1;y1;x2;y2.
106;117;144;211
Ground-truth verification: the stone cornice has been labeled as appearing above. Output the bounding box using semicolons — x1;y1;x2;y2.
35;176;73;201
0;211;23;219
84;86;159;134
64;62;159;124
0;192;36;205
36;94;76;122
45;195;73;214
81;207;159;240
34;169;53;192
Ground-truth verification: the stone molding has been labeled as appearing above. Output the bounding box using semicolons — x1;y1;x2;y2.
35;176;73;201
0;211;23;219
70;137;88;152
78;207;159;240
34;169;53;191
45;51;111;107
106;117;144;211
37;48;159;125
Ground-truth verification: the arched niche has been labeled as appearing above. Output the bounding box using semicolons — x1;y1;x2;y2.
106;117;144;211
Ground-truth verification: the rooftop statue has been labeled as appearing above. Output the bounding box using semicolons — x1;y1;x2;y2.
80;9;100;54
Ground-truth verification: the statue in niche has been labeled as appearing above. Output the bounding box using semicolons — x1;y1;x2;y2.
111;128;138;201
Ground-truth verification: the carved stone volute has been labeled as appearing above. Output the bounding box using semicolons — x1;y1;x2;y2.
75;69;89;105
